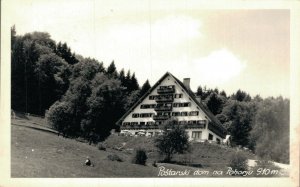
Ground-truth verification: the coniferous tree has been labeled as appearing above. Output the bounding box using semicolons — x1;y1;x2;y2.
221;100;253;147
232;89;251;102
119;68;126;85
196;86;203;97
204;92;225;115
220;90;227;97
140;79;151;96
55;42;78;65
106;61;118;78
130;73;139;91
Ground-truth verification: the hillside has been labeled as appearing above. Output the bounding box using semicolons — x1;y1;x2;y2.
11;114;287;177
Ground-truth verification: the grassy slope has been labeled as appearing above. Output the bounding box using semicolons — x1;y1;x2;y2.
12;115;286;177
11;125;158;177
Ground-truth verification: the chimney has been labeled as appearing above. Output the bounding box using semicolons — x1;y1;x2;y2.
183;78;190;90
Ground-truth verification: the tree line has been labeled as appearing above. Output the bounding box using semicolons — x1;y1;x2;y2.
11;26;151;141
11;27;289;163
195;86;289;163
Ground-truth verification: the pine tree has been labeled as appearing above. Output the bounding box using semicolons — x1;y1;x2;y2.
119;68;126;86
130;73;139;91
140;79;151;96
196;86;203;97
106;61;118;78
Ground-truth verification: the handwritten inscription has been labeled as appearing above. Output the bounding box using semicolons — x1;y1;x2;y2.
157;166;283;177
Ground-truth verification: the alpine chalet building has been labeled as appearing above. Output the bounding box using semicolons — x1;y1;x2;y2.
116;72;227;143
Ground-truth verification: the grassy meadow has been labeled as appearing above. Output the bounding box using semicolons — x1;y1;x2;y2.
11;114;287;178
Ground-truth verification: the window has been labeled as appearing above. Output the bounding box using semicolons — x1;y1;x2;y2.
208;133;213;140
181;112;188;116
197;120;206;124
140;113;153;118
123;122;130;126
189;111;199;116
150;104;156;108
173;102;191;107
179;121;187;125
130;122;138;125
174;94;183;98
146;121;154;125
140;122;145;125
172;112;181;116
149;95;158;100
188;120;197;124
141;104;156;109
140;104;149;109
132;113;139;118
192;131;202;139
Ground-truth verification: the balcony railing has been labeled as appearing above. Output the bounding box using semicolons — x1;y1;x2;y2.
153;115;170;120
185;123;206;129
121;124;159;130
154;106;172;111
155;97;174;103
165;122;206;129
157;87;175;94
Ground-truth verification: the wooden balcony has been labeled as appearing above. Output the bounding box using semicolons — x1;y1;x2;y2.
157;87;175;94
153;115;170;120
165;122;206;129
185;123;206;129
155;97;174;103
121;124;159;130
154;106;172;111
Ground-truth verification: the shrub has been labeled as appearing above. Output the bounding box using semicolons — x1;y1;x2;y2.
155;123;189;162
229;151;248;172
97;143;106;151
132;148;148;165
107;154;123;162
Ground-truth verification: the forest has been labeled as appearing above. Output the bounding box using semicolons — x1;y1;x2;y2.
11;26;290;164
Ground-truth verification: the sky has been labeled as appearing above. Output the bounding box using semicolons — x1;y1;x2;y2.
8;0;290;98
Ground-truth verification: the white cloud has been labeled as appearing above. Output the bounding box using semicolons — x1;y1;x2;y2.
190;48;246;87
152;15;202;48
92;15;202;84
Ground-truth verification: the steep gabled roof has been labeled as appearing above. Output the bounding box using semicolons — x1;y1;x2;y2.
116;72;227;137
168;73;227;137
116;72;171;125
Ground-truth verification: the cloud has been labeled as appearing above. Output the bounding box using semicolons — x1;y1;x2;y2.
92;15;202;83
151;15;202;48
191;48;246;86
96;15;201;61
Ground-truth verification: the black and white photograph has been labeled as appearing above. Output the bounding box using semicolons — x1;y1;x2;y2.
1;0;300;186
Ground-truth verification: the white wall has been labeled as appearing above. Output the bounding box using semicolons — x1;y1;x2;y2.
121;74;224;141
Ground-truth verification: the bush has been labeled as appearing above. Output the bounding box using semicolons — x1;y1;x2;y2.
132;148;148;165
107;154;123;162
155;123;189;162
97;143;106;151
229;151;248;172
